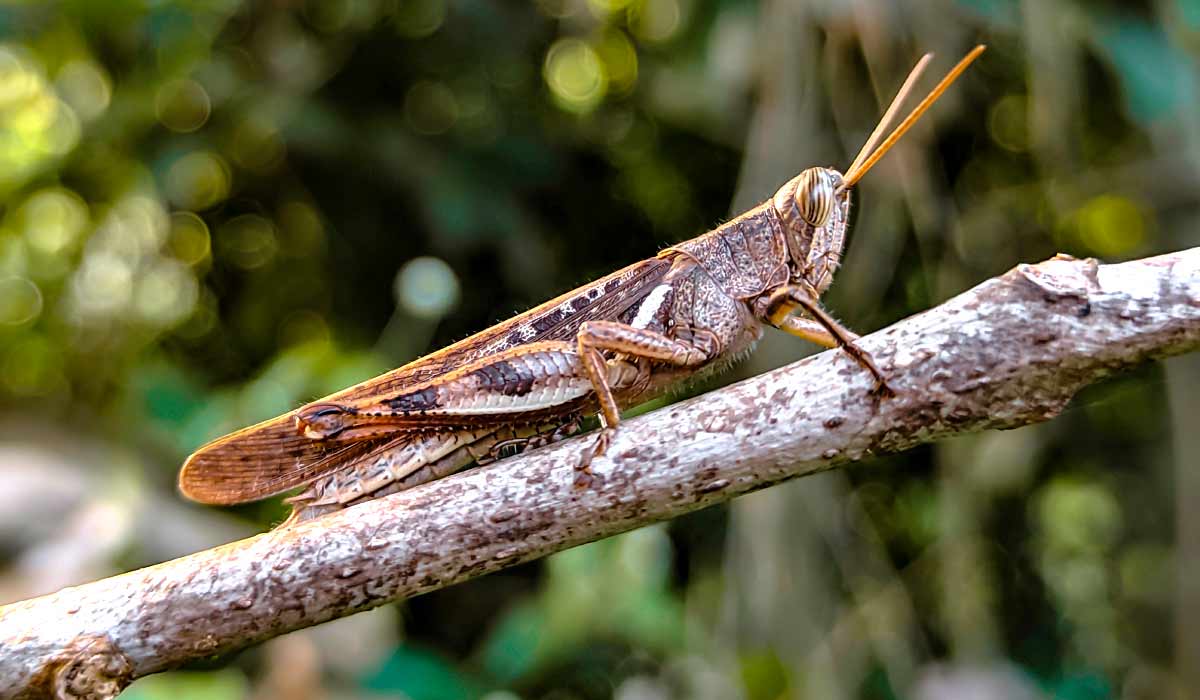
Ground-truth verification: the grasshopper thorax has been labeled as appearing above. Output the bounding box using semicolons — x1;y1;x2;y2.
772;167;851;295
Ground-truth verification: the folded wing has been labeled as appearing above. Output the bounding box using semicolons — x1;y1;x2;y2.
178;257;672;504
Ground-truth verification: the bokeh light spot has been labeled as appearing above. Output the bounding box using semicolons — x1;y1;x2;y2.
988;94;1028;152
1075;194;1146;258
135;258;198;327
629;0;683;43
232;115;285;173
1036;477;1123;553
42;98;81;156
165;151;231;210
19;188;89;255
278;201;326;256
56;60;111;121
0;48;84;191
12;92;55;137
0;47;40;107
168;211;211;266
0;276;42;325
73;251;133;316
454;82;501;143
404;81;458;136
588;0;633;18
218;214;278;270
395;256;460;319
92;196;169;261
544;38;607;114
393;0;446;38
13;92;80;156
156;79;211;133
595;31;638;95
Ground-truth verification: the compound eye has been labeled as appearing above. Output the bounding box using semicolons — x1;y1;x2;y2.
796;168;840;227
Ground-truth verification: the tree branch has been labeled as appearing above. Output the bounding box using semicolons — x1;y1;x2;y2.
3;249;1198;699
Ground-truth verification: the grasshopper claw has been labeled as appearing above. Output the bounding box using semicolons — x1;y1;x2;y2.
575;427;616;488
872;377;898;398
573;467;595;490
835;339;895;398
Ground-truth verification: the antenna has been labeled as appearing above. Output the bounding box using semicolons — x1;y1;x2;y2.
841;44;986;189
845;52;933;177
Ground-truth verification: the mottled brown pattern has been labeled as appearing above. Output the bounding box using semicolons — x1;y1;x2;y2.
667;205;790;300
387;386;440;411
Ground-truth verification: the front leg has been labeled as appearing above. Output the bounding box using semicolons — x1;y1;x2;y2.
762;284;895;396
575;320;714;473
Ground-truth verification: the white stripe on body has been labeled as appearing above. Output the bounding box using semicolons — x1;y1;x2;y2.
630;284;672;329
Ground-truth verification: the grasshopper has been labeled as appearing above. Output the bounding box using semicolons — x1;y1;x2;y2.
179;46;985;524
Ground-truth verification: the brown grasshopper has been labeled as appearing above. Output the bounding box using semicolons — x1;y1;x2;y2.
179;46;985;524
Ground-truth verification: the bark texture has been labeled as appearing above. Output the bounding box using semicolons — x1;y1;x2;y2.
2;249;1198;699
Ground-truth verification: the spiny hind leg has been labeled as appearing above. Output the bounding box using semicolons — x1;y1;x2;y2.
763;284;894;396
575;320;714;479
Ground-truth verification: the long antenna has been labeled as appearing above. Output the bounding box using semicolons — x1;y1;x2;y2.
842;44;986;189
846;52;933;177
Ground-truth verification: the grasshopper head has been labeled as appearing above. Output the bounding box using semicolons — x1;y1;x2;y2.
772;167;851;295
771;46;986;296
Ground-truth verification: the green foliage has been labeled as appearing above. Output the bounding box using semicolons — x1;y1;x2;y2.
365;644;485;700
121;671;247;700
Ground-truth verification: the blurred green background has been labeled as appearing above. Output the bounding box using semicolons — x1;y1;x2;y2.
1;0;1198;698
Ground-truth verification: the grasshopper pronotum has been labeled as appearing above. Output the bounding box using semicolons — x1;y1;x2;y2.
180;46;986;524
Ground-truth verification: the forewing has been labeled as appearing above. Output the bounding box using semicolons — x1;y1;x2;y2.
179;424;390;505
179;256;673;505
